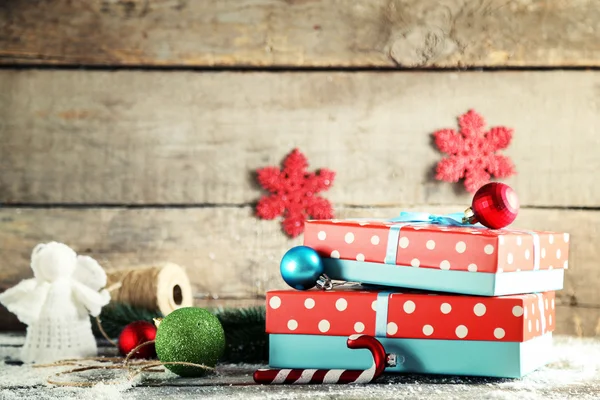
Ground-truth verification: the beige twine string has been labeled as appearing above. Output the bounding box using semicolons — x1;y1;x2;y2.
106;267;163;311
105;264;192;315
95;316;118;347
34;311;215;387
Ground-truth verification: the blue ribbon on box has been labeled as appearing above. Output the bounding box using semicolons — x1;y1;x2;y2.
511;229;541;271
375;292;392;337
383;211;478;265
383;211;541;272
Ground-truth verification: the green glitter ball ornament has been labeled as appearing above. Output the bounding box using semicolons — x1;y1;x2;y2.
154;307;226;377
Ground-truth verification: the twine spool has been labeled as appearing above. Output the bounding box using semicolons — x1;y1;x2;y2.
106;263;192;315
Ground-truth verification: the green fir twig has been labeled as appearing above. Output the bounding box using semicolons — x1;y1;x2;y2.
93;302;268;363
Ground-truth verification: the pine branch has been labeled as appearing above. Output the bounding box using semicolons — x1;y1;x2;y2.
213;306;268;363
93;303;268;363
92;302;162;339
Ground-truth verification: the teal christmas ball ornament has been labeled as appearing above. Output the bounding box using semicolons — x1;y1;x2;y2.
154;307;225;377
280;246;324;290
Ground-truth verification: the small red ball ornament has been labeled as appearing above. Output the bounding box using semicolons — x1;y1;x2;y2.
118;321;157;359
463;182;519;229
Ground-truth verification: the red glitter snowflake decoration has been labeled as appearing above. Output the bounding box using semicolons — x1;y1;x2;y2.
256;149;335;237
434;109;516;193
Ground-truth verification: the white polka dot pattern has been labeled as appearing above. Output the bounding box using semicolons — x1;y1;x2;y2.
440;303;452;314
398;237;409;249
344;232;354;244
439;260;451;270
304;298;315;309
303;220;569;274
354;322;365;333
335;298;347;311
473;303;486;317
356;253;365;262
266;291;555;342
422;325;434;336
411;258;420;267
455;325;468;338
269;296;281;309
494;328;505;339
403;301;416;314
512;306;523;317
318;320;330;333
387;322;398;335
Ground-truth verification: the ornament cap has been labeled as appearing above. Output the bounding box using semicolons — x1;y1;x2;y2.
462;207;477;225
153;318;163;329
316;274;333;291
386;353;398;367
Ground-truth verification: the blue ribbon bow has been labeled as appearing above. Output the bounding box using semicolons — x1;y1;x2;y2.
389;211;473;226
383;211;478;264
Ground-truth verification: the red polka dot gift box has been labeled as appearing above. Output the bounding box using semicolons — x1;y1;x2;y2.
266;288;556;378
266;289;554;342
303;219;569;296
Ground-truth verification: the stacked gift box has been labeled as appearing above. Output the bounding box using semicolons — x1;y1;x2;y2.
265;208;569;378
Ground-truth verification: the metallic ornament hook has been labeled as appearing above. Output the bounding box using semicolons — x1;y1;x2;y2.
316;274;358;291
316;274;334;290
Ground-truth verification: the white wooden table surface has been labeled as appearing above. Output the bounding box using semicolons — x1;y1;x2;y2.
1;333;599;400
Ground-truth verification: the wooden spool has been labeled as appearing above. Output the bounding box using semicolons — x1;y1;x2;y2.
105;263;193;316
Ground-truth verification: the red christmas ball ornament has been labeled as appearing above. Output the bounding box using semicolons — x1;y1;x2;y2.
118;321;157;359
463;182;519;229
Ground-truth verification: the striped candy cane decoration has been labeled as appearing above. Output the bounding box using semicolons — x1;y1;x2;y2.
253;334;388;385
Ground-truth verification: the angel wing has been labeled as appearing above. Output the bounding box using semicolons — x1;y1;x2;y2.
71;281;110;317
70;255;110;317
0;279;50;325
73;255;107;291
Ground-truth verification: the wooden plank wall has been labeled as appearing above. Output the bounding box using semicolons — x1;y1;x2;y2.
1;0;599;336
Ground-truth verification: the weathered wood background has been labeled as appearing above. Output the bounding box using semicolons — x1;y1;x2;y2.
1;0;599;336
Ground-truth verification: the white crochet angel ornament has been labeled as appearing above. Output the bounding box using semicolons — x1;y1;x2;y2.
0;242;110;363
